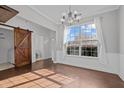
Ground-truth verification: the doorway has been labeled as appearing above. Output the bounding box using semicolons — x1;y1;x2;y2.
0;27;14;71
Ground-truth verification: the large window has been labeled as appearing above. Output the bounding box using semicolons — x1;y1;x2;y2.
64;22;98;57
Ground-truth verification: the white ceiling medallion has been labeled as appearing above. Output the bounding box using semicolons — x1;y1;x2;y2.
60;5;82;26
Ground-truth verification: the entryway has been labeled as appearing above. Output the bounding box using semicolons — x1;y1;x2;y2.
0;27;14;71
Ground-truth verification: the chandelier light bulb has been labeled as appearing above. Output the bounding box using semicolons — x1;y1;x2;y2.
61;18;65;22
61;18;65;24
68;19;73;24
74;10;78;15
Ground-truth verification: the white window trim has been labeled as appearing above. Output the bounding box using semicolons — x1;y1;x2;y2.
63;21;100;58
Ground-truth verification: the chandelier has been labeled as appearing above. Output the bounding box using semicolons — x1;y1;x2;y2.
60;6;82;26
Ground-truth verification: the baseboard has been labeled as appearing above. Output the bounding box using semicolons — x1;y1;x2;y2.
53;61;61;63
35;58;53;63
34;57;52;62
35;58;43;61
119;74;124;81
119;54;124;81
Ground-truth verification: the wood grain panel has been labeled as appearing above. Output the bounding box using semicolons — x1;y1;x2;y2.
14;28;32;67
0;5;18;23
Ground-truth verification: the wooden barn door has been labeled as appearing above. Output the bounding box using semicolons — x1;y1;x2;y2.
14;28;32;67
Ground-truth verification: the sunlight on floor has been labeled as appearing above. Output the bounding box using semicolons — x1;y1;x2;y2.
0;69;74;88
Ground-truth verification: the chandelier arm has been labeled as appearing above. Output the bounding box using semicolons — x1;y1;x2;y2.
60;5;82;26
69;5;71;12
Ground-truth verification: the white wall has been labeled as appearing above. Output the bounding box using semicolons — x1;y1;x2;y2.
0;16;56;63
119;6;124;81
55;10;120;74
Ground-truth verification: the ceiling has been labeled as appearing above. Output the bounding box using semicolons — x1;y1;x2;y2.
29;5;119;24
8;5;119;31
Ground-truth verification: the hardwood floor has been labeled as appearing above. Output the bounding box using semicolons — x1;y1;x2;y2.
49;64;124;88
0;59;124;88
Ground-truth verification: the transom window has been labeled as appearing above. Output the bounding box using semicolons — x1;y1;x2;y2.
64;22;99;57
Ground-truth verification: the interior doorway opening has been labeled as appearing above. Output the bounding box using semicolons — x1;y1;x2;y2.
0;26;14;71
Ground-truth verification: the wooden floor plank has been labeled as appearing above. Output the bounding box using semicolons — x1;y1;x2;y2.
0;59;124;88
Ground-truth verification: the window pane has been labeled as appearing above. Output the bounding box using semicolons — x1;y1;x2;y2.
74;46;79;55
66;23;98;57
67;46;71;55
69;26;80;36
70;51;74;55
74;50;79;55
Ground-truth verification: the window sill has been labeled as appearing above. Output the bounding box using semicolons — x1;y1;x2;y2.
66;55;99;59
